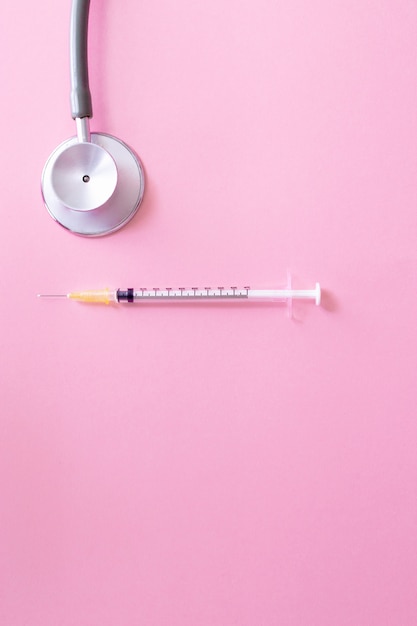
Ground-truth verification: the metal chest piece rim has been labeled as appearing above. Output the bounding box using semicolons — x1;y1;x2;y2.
41;130;145;237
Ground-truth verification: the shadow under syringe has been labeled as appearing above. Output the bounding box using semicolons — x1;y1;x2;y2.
319;288;339;313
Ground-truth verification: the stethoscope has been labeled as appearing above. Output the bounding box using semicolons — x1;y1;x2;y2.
41;0;145;236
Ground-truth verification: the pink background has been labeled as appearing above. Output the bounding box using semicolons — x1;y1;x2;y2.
1;1;416;624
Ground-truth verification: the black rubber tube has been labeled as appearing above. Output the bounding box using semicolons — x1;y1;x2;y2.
70;0;93;119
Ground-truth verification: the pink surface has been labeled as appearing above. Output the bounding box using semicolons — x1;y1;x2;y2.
1;1;417;624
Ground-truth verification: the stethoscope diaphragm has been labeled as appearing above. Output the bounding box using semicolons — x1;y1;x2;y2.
42;133;144;237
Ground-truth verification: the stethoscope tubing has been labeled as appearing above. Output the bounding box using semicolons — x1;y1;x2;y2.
70;0;92;119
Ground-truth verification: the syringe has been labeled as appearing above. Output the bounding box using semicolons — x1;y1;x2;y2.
38;282;321;315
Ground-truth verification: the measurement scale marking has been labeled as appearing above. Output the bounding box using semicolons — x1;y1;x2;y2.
132;286;250;300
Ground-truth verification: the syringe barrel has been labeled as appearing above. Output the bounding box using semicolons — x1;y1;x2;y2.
247;289;287;301
247;284;321;305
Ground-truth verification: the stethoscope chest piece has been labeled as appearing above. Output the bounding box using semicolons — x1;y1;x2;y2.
42;132;144;236
49;141;117;211
41;0;145;236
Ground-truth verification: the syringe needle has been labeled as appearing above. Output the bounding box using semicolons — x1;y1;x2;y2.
37;294;68;298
